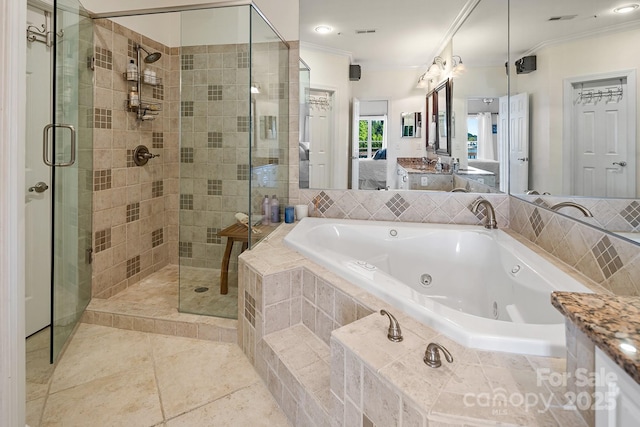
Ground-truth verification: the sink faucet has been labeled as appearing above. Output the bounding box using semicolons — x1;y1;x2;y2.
550;201;593;217
470;199;498;229
424;343;453;368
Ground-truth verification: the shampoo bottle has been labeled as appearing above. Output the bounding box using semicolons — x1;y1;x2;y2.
129;86;139;107
262;195;270;225
270;195;280;223
127;59;137;80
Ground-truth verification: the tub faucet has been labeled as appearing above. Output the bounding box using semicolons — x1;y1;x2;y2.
424;343;453;368
450;187;468;193
470;199;498;229
550;201;593;217
380;310;403;342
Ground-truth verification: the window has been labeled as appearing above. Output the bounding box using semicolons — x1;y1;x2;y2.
358;116;386;158
467;115;478;159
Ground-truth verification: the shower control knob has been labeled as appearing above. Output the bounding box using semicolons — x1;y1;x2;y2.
133;145;160;166
28;182;49;193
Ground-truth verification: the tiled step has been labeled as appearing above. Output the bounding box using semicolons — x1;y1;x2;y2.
83;298;237;343
262;324;332;427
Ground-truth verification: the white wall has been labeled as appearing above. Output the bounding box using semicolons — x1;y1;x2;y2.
0;0;27;424
81;0;298;42
513;27;640;195
300;46;351;189
353;68;427;188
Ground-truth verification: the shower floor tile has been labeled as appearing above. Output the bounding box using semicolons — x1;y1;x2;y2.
107;264;238;319
27;323;291;427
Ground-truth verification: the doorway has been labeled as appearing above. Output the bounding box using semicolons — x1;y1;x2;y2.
564;73;636;197
307;88;335;188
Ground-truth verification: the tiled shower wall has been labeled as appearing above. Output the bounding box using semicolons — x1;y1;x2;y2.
90;19;179;299
178;43;251;269
178;40;289;269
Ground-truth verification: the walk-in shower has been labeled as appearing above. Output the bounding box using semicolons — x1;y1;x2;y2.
25;0;289;362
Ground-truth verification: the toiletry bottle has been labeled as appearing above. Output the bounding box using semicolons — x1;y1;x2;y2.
144;68;151;84
150;69;157;85
127;59;137;80
436;157;442;172
453;158;460;173
270;195;280;223
129;86;139;107
262;195;270;225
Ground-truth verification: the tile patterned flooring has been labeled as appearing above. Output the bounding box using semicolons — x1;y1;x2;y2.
26;263;289;426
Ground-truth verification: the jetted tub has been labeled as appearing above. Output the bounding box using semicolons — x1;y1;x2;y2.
284;218;591;357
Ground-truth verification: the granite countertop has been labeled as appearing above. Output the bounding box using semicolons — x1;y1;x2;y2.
396;157;451;175
551;292;640;384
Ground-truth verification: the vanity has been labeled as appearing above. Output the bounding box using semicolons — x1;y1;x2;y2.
552;293;640;427
396;157;498;192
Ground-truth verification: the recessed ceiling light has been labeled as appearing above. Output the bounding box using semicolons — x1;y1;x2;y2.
314;25;333;34
614;4;639;13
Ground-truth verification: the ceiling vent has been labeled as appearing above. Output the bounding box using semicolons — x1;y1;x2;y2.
355;29;376;34
548;15;577;21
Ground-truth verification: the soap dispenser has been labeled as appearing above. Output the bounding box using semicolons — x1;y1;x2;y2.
435;157;443;172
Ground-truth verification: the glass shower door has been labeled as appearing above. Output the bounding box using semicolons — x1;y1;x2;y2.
50;0;93;362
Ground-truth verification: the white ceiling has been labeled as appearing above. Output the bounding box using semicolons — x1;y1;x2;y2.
300;0;640;69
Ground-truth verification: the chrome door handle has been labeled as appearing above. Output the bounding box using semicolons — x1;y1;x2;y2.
43;123;76;167
613;161;627;167
28;182;49;193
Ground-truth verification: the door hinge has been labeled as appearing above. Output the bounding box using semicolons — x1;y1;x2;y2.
88;56;95;71
86;247;93;264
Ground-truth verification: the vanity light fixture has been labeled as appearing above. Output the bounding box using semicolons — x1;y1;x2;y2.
314;25;333;34
452;55;466;76
416;73;429;89
614;4;639;13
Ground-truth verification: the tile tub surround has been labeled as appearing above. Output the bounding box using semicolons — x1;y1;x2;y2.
293;189;509;226
91;19;180;299
510;196;640;296
552;292;640;385
239;223;588;426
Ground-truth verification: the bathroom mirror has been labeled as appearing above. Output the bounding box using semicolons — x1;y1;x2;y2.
433;79;452;156
401;112;422;138
299;0;474;191
508;0;640;244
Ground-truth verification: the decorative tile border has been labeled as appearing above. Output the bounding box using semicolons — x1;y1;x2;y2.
294;189;510;228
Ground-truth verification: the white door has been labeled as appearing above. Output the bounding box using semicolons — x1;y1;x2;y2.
308;90;332;188
498;96;509;192
351;98;360;189
509;92;529;194
572;78;634;197
25;6;52;337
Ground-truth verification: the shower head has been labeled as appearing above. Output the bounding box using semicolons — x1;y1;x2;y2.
137;44;162;64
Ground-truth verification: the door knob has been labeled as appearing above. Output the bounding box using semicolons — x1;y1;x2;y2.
28;182;49;193
613;161;627;167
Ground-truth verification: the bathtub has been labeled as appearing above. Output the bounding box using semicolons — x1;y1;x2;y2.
284;218;591;357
